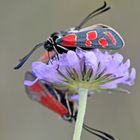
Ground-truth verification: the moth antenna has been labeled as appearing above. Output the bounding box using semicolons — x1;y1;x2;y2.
75;1;111;30
87;6;111;21
83;123;115;140
14;42;44;70
83;125;108;140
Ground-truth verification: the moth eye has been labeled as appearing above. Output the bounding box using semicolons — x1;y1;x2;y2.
44;41;52;50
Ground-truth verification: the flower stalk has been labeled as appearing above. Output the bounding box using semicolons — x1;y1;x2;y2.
72;88;88;140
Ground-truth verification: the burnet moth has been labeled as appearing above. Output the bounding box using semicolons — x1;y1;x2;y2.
24;71;115;140
14;1;124;70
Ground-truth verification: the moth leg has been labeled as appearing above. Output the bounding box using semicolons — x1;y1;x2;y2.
65;94;72;116
57;44;70;51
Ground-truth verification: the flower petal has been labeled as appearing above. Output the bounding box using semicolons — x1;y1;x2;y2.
24;78;38;86
29;49;136;94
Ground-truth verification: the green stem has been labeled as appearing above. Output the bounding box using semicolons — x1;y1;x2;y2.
72;88;88;140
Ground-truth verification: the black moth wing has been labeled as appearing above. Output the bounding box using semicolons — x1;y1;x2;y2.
24;71;70;117
56;24;125;50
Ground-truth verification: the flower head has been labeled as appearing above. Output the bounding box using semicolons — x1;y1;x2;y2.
25;49;136;96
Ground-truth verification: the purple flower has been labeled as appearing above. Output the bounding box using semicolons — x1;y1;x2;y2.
24;49;136;96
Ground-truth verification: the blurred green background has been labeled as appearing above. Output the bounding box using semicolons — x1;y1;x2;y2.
0;0;139;140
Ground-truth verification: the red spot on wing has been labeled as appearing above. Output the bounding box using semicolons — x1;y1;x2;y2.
28;81;68;116
98;37;108;47
31;82;44;94
105;31;117;45
85;40;92;47
62;33;77;46
87;31;97;40
40;94;68;117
